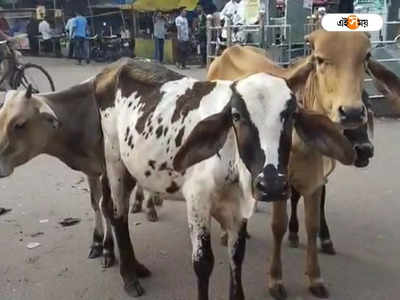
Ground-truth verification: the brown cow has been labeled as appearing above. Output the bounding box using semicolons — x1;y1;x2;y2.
208;30;400;299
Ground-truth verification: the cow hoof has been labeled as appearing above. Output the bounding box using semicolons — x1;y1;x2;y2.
88;245;103;259
135;262;151;278
309;283;329;298
131;202;142;214
103;252;116;268
124;280;145;297
220;232;228;247
288;233;299;248
153;195;163;206
146;210;159;222
269;283;288;300
321;241;336;255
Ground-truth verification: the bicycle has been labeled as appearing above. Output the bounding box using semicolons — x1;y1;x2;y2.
0;39;55;93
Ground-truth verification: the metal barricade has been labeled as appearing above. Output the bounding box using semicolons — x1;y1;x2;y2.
365;21;400;100
206;13;292;67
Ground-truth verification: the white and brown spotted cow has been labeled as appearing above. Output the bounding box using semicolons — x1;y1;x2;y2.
208;30;400;299
94;58;355;299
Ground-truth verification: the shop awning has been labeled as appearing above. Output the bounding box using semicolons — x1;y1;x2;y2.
130;0;199;12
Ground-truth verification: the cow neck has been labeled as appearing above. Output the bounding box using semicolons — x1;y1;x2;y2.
38;84;103;175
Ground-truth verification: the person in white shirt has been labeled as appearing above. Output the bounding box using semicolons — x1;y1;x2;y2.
220;0;241;24
65;16;75;58
175;8;190;69
39;17;52;52
220;0;243;41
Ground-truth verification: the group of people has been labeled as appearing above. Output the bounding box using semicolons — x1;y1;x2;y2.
152;6;207;69
65;13;89;65
25;12;89;65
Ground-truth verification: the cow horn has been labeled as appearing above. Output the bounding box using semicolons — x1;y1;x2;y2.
25;84;33;99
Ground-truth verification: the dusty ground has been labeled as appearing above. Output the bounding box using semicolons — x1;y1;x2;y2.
0;57;399;300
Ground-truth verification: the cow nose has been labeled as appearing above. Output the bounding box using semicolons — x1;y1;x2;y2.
255;174;289;202
354;142;374;158
338;105;366;125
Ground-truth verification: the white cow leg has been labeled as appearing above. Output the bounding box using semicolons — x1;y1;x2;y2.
87;176;105;260
144;190;158;222
99;175;116;268
227;220;247;300
187;199;214;300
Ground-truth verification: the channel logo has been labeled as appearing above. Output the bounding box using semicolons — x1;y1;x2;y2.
321;14;383;32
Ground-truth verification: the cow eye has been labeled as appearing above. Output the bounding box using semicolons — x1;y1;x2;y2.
365;53;371;61
316;57;324;65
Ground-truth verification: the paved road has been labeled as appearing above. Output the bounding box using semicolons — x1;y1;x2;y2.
0;57;399;300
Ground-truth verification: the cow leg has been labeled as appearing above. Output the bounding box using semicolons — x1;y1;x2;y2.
87;176;105;259
187;200;214;300
269;200;288;300
288;187;301;248
131;186;159;222
152;192;163;206
227;220;247;300
99;175;116;268
131;185;144;213
144;190;158;222
103;165;150;297
318;186;336;255
304;187;329;298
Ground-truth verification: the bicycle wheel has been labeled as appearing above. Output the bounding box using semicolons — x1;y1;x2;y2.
15;63;55;93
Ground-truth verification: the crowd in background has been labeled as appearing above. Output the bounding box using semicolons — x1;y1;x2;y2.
151;5;207;69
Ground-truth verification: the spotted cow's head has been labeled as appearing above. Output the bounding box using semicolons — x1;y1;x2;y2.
305;30;400;129
0;85;59;177
174;69;355;202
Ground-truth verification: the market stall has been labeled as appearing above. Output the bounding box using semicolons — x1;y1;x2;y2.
124;0;199;64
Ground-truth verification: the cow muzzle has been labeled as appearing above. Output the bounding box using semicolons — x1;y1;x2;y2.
338;105;367;128
354;142;374;167
253;166;289;202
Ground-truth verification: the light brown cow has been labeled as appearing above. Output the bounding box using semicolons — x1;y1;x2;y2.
208;30;400;299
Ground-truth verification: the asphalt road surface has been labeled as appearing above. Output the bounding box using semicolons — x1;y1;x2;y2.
0;57;399;300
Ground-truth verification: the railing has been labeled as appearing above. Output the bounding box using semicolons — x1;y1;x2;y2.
206;15;400;102
206;13;292;67
365;21;400;100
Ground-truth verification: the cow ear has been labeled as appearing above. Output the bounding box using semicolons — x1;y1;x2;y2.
173;106;231;172
366;59;400;112
286;60;313;95
294;109;355;165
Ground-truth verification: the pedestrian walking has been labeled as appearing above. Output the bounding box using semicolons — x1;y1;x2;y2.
153;12;166;63
26;13;39;56
175;8;190;69
65;15;75;58
72;12;88;65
